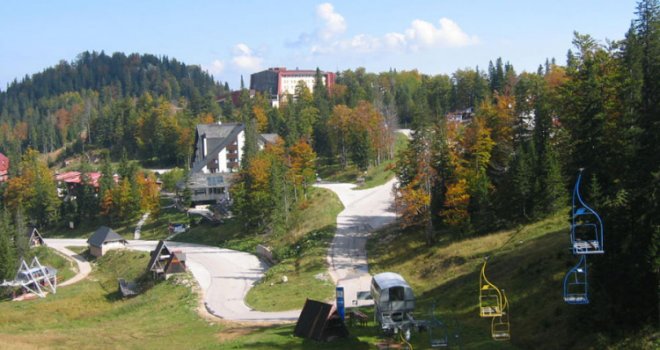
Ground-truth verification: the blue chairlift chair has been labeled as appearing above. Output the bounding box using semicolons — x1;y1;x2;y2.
563;254;589;304
571;170;604;254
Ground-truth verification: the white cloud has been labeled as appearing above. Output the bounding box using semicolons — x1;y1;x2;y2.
316;3;346;41
383;32;407;50
205;59;225;75
404;18;479;50
311;18;479;54
231;43;262;71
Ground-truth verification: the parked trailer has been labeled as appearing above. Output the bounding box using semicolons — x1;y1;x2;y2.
370;272;417;336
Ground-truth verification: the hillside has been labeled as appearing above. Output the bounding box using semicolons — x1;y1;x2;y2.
0;250;223;348
366;212;659;349
0;51;225;166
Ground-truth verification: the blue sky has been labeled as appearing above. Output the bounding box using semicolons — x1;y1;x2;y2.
0;0;639;90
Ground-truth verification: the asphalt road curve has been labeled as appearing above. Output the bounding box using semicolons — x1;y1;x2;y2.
43;177;396;322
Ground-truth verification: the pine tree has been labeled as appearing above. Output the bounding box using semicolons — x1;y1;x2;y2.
0;210;17;281
509;142;534;219
13;208;30;261
536;140;564;214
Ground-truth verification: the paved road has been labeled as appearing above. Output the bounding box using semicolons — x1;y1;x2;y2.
43;177;397;321
316;178;397;307
44;238;299;322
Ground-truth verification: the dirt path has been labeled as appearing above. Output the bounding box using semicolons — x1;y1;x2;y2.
44;240;92;287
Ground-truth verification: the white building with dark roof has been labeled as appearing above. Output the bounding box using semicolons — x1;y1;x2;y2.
184;122;280;205
87;226;127;257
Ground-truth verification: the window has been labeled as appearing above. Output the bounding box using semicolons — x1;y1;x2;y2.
389;286;405;301
207;176;224;186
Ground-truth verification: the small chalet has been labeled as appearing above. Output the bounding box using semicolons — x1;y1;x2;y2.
446;107;475;124
25;226;45;247
87;226;128;257
0;152;9;182
146;240;187;279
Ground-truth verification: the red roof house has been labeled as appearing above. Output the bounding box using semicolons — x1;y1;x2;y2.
0;153;9;182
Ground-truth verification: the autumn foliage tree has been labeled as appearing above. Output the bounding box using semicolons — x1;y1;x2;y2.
327;101;393;170
3;149;60;227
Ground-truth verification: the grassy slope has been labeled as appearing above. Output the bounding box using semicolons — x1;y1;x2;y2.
244;187;344;311
31;246;77;283
367;213;571;349
0;250;222;349
227;214;572;350
367;212;659;349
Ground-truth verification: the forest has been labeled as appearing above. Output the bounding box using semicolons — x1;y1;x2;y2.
0;0;657;341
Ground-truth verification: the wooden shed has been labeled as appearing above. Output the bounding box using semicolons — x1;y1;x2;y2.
87;226;127;257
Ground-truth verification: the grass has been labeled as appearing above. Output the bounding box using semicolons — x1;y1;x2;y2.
365;211;659;349
317;133;408;189
32;246;77;284
136;198;189;241
366;212;573;349
242;187;344;311
0;250;223;349
46;218;137;240
217;321;375;349
174;216;246;248
217;305;466;349
223;212;576;349
46;197;185;242
245;228;336;311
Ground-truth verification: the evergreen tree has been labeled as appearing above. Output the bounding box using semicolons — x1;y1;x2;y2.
13;208;29;261
536;140;565;214
507;142;534;219
0;209;16;281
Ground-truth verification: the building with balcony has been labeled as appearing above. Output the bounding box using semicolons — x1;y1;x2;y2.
185;122;279;205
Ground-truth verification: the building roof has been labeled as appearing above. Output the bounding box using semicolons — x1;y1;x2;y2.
195;122;242;140
192;123;245;173
146;240;186;275
55;171;104;187
172;251;186;262
25;226;44;243
146;240;170;272
265;67;332;75
87;226;127;247
185;172;231;190
0;153;8;172
259;133;281;145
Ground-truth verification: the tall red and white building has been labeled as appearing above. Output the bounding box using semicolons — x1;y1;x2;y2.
250;67;335;107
